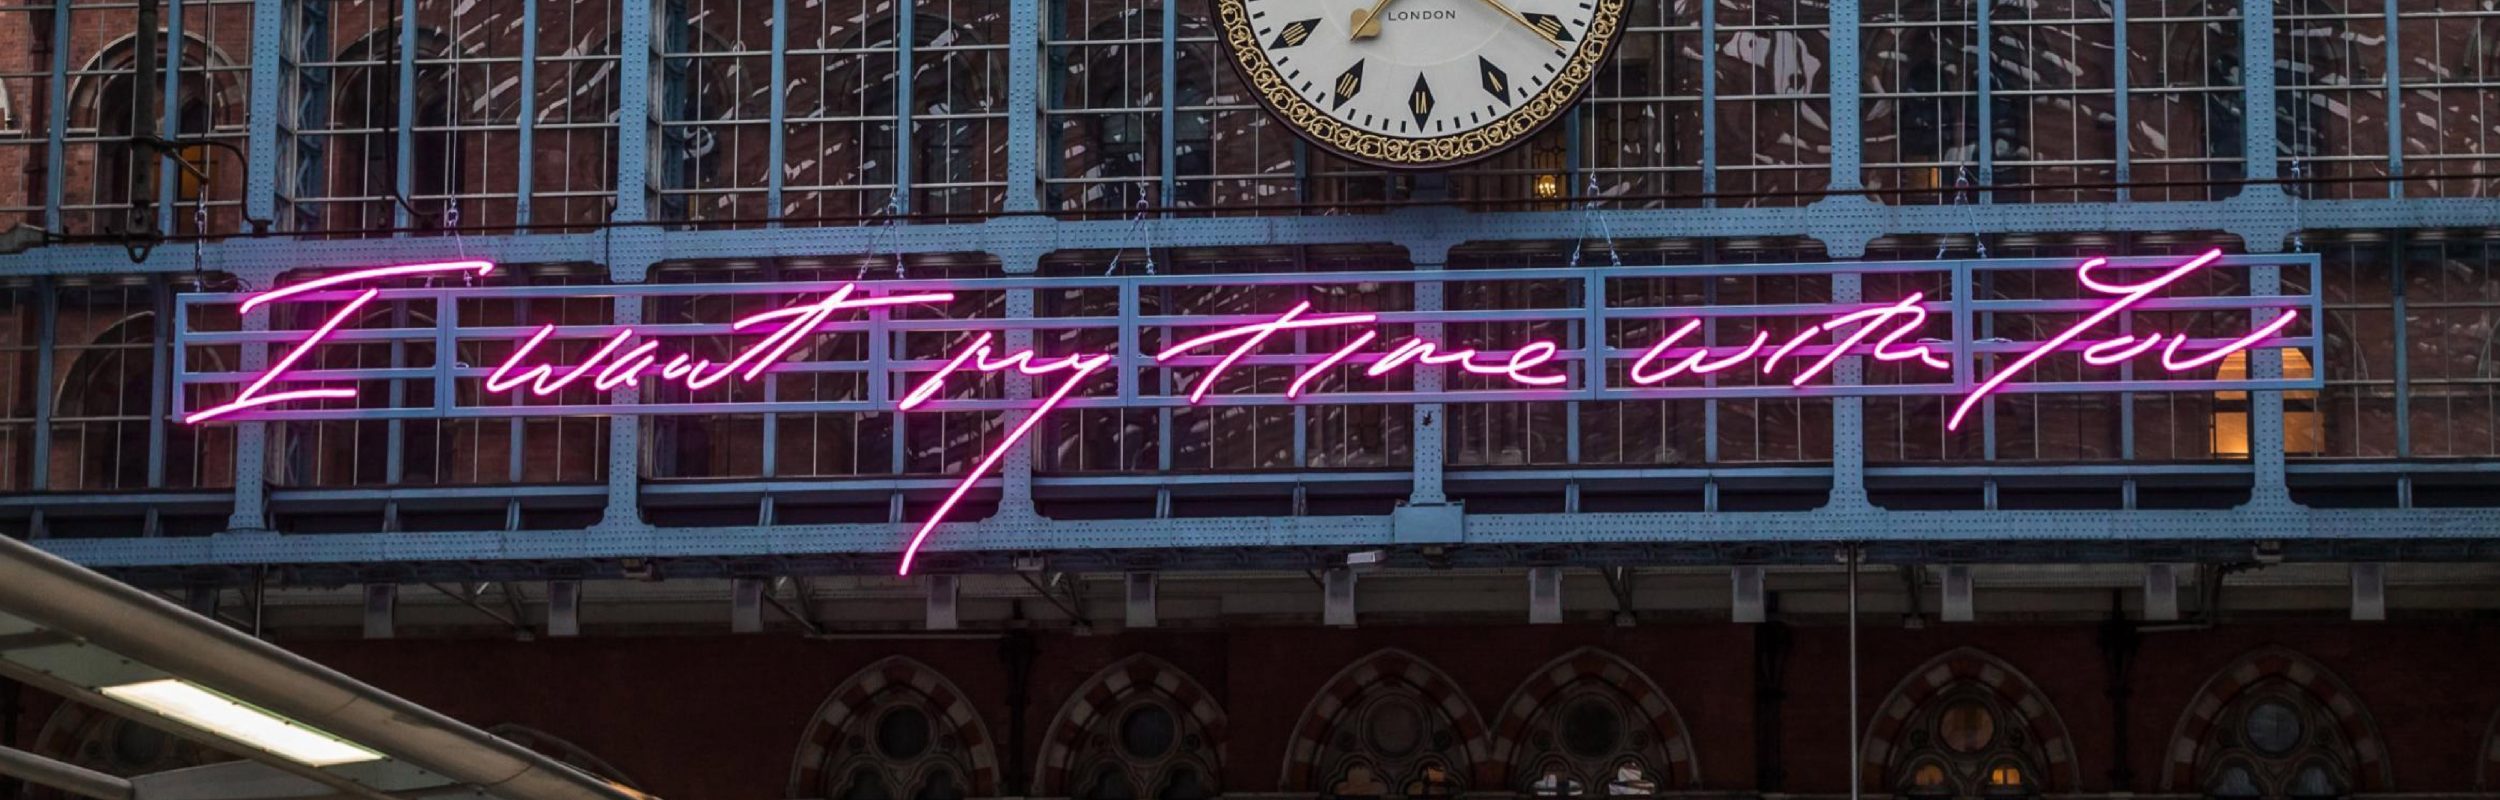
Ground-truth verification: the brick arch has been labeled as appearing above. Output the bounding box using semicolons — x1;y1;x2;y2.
1484;647;1699;789
1278;648;1492;791
1859;647;2082;792
1033;654;1229;796
2159;646;2392;792
788;656;1001;798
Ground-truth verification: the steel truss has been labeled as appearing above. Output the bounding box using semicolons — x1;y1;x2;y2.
6;0;2499;577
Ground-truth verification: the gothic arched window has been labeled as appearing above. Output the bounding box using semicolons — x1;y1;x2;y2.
1885;690;2043;799
1284;652;1486;800
321;29;465;232
1037;657;1227;800
1507;686;1673;798
1066;699;1218;800
72;34;240;236
789;659;1000;800
2195;686;2356;800
811;687;978;800
1323;689;1469;800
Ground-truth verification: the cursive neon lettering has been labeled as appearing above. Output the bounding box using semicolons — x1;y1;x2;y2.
189;250;2308;573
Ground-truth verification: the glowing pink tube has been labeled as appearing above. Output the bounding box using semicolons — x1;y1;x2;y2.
2159;311;2302;372
895;335;1112;575
1625;321;1771;385
1155;303;1378;403
2081;334;2162;366
183;288;381;423
486;327;634;396
1287;331;1380;398
1785;294;1946;387
1363;338;1569;385
239;261;495;313
1945;249;2226;431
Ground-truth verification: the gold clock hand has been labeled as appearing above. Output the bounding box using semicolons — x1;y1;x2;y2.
1470;0;1561;45
1349;0;1400;39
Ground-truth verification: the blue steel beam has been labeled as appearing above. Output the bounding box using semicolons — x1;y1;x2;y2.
9;194;2495;277
30;505;2500;568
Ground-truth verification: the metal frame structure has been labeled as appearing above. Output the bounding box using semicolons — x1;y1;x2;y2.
0;0;2495;579
165;253;2326;419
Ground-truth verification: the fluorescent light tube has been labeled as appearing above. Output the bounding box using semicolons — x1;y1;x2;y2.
100;679;383;767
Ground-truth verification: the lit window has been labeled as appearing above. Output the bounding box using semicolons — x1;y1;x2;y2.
1887;689;2046;799
2211;348;2321;457
1911;763;1949;789
1986;764;2024;789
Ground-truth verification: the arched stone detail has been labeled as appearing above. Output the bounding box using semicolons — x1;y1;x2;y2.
1483;647;1699;789
1278;648;1492;791
2158;646;2392;792
787;656;1000;798
1032;654;1229;796
1858;647;2082;792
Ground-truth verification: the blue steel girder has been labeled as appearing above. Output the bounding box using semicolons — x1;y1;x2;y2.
4;0;2495;570
29;506;2500;570
1;194;2492;277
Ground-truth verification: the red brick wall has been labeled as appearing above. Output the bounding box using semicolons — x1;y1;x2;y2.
246;620;2500;799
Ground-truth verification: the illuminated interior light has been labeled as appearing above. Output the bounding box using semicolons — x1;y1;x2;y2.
101;679;383;767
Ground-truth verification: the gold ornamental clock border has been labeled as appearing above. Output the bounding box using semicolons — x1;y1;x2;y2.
1214;0;1628;169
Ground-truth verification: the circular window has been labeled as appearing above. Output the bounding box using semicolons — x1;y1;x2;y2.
1119;704;1177;759
1938;701;1996;753
1559;698;1622;758
2244;701;2303;756
1366;700;1424;757
877;707;933;759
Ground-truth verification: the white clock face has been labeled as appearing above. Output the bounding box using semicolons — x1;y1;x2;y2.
1215;0;1622;167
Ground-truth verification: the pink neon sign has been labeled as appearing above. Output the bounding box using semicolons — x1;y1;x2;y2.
179;249;2307;573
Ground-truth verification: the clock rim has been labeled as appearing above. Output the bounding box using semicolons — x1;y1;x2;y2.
1210;0;1627;171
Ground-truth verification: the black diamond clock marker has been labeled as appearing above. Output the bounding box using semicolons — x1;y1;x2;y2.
1409;74;1435;127
1332;60;1365;110
1270;18;1319;49
1479;57;1510;104
1522;12;1573;41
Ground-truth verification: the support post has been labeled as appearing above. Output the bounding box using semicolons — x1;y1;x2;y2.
362;584;396;640
1731;566;1766;624
1125;572;1157;629
2097;610;2141;789
2143;563;2180;621
926;575;960;630
732;577;765;633
225;298;271;531
547;580;581;637
1940;565;1974;623
2350;562;2386;621
1002;0;1040;211
1527;566;1563;624
612;0;654;224
596;296;645;529
2240;0;2279;183
1323;567;1357;628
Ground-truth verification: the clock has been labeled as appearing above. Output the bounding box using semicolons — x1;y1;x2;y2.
1212;0;1625;168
